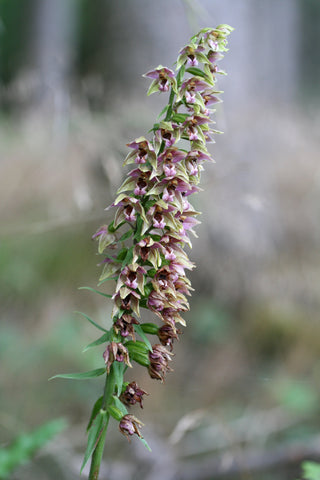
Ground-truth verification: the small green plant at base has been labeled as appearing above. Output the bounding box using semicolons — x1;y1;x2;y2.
297;461;320;480
0;419;66;479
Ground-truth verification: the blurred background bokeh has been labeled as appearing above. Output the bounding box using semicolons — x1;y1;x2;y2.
1;1;320;479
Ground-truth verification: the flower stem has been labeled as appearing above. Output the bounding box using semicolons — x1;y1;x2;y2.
157;88;176;156
88;369;116;480
165;88;175;121
88;414;109;480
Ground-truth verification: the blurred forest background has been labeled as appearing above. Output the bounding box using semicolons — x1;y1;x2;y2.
1;1;320;479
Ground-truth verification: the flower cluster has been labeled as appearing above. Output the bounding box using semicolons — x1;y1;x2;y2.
91;25;233;445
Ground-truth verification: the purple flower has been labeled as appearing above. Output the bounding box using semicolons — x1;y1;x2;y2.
103;342;132;373
92;225;108;240
202;89;221;106
163;162;176;178
119;414;144;441
158;148;185;164
153;212;166;229
116;265;147;294
186;150;213;164
185;90;196;104
134;179;148;196
162;186;176;203
158;324;180;350
155;126;178;148
164;246;176;261
207;50;223;64
182;115;209;143
125;137;156;166
148;344;174;382
186;159;198;176
113;314;139;340
181;77;209;93
147;290;167;312
120;381;148;408
124;205;136;222
177;44;207;68
144;66;176;94
112;289;141;318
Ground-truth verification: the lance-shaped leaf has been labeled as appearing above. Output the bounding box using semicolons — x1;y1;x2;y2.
78;286;112;299
138;436;152;452
134;324;153;352
112;360;126;396
50;368;106;381
83;332;111;353
86;396;103;431
74;311;108;332
81;410;109;473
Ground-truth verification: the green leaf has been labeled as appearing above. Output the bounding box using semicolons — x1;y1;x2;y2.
301;461;320;480
117;247;128;262
86;396;103;431
172;113;189;123
134;214;144;242
134;324;153;352
119;229;133;242
0;419;66;479
112;361;125;396
139;298;148;309
97;277;115;286
83;332;111;353
108;220;125;233
157;104;169;119
112;396;128;417
143;282;154;297
122;246;133;267
176;64;186;87
138;436;152;452
78;286;112;299
186;67;207;79
74;311;108;333
50;368;106;381
81;410;108;474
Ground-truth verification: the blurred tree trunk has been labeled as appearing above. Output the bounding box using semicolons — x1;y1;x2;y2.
32;0;77;145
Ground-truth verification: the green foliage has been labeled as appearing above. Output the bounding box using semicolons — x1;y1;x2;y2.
83;332;111;352
81;410;109;474
74;311;108;333
298;461;320;480
112;361;125;396
0;419;66;479
78;286;112;299
86;396;104;431
134;324;153;352
50;368;106;380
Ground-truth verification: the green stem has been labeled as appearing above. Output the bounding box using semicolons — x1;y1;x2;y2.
88;414;109;480
158;88;176;156
165;88;175;121
88;368;116;480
